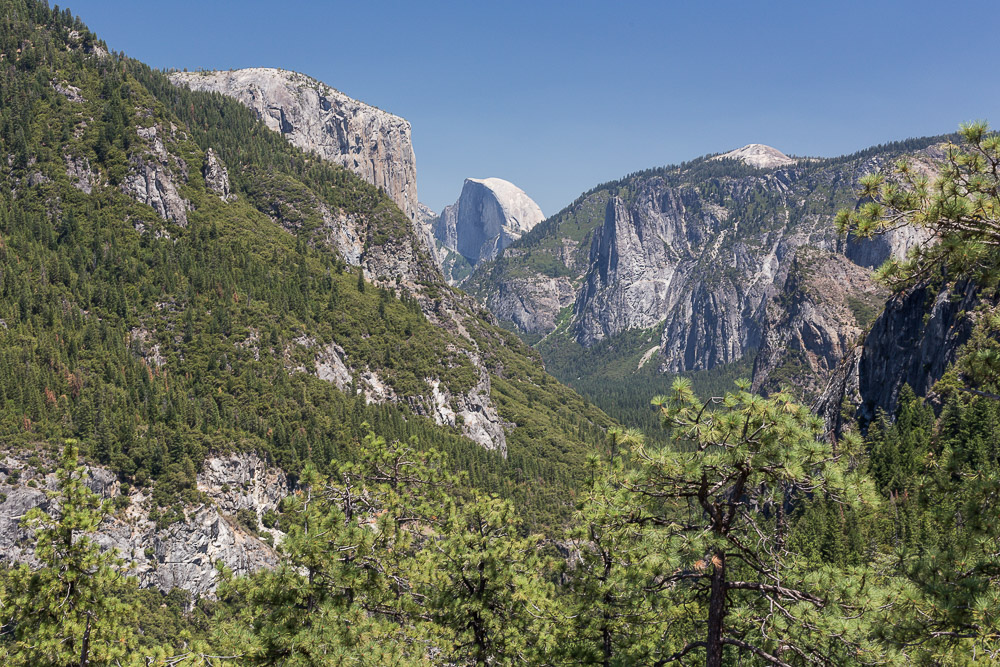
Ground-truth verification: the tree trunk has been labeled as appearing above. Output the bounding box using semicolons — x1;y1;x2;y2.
706;551;726;667
601;545;613;667
79;612;91;667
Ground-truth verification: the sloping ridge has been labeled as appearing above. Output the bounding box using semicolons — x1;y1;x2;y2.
170;67;421;225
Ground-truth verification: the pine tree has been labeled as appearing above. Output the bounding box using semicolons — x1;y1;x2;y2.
608;380;887;665
836;121;1000;291
555;438;666;665
1;442;139;666
418;493;555;665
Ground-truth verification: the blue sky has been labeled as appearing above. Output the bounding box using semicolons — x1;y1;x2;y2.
69;0;1000;216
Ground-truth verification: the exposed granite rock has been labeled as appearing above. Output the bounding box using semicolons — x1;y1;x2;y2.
573;179;797;371
435;200;459;252
52;80;84;103
713;143;796;169
435;177;544;266
122;125;190;226
416;365;509;455
197;452;290;526
815;280;981;433
202;147;234;201
129;325;166;368
844;225;932;269
123;160;189;225
450;367;508;455
170;68;419;222
413;201;440;259
0;451;289;597
313;342;353;391
27;171;49;187
483;275;578;335
359;369;398;404
751;249;888;404
122;159;189;225
64;153;99;193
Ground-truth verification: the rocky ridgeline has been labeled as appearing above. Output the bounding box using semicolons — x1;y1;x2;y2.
0;451;289;596
170;68;420;225
467;140;944;397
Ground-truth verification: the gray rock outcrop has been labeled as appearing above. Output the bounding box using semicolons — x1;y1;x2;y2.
573;175;803;370
0;451;289;597
170;68;419;223
435;177;544;266
202;147;234;201
815;280;980;433
751;249;887;404
64;153;99;193
122;125;190;226
414;201;439;263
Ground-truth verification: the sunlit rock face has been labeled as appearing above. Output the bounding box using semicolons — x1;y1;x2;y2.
170;68;419;223
435;177;545;265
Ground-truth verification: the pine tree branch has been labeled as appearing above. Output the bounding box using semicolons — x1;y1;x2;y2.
722;637;793;667
724;581;825;606
653;640;707;665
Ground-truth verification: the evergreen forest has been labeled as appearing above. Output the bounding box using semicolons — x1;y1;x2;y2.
2;1;1000;665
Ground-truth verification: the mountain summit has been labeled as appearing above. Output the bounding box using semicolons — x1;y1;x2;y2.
170;68;420;223
714;143;796;168
431;177;545;282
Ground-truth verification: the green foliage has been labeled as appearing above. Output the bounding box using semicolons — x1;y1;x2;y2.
419;496;555;664
0;0;617;532
846;293;882;329
837;121;1000;291
0;442;139;666
609;380;886;665
213;431;555;665
537;325;756;443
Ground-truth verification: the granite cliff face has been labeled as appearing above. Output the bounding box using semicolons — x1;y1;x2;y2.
815;280;981;433
0;451;289;596
170;68;419;224
434;177;545;279
751;249;887;404
466;137;947;399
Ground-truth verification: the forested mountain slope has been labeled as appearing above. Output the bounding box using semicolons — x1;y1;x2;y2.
4;3;1000;665
0;0;614;580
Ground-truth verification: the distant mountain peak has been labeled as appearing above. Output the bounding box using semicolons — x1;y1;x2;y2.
464;177;544;234
170;68;419;221
714;143;795;169
433;178;545;280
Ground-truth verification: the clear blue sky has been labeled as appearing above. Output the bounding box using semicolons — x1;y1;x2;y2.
68;0;1000;216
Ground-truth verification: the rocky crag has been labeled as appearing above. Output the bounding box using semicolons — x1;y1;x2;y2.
751;249;887;404
170;68;420;224
431;177;545;283
467;139;944;400
1;450;288;596
815;280;983;433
